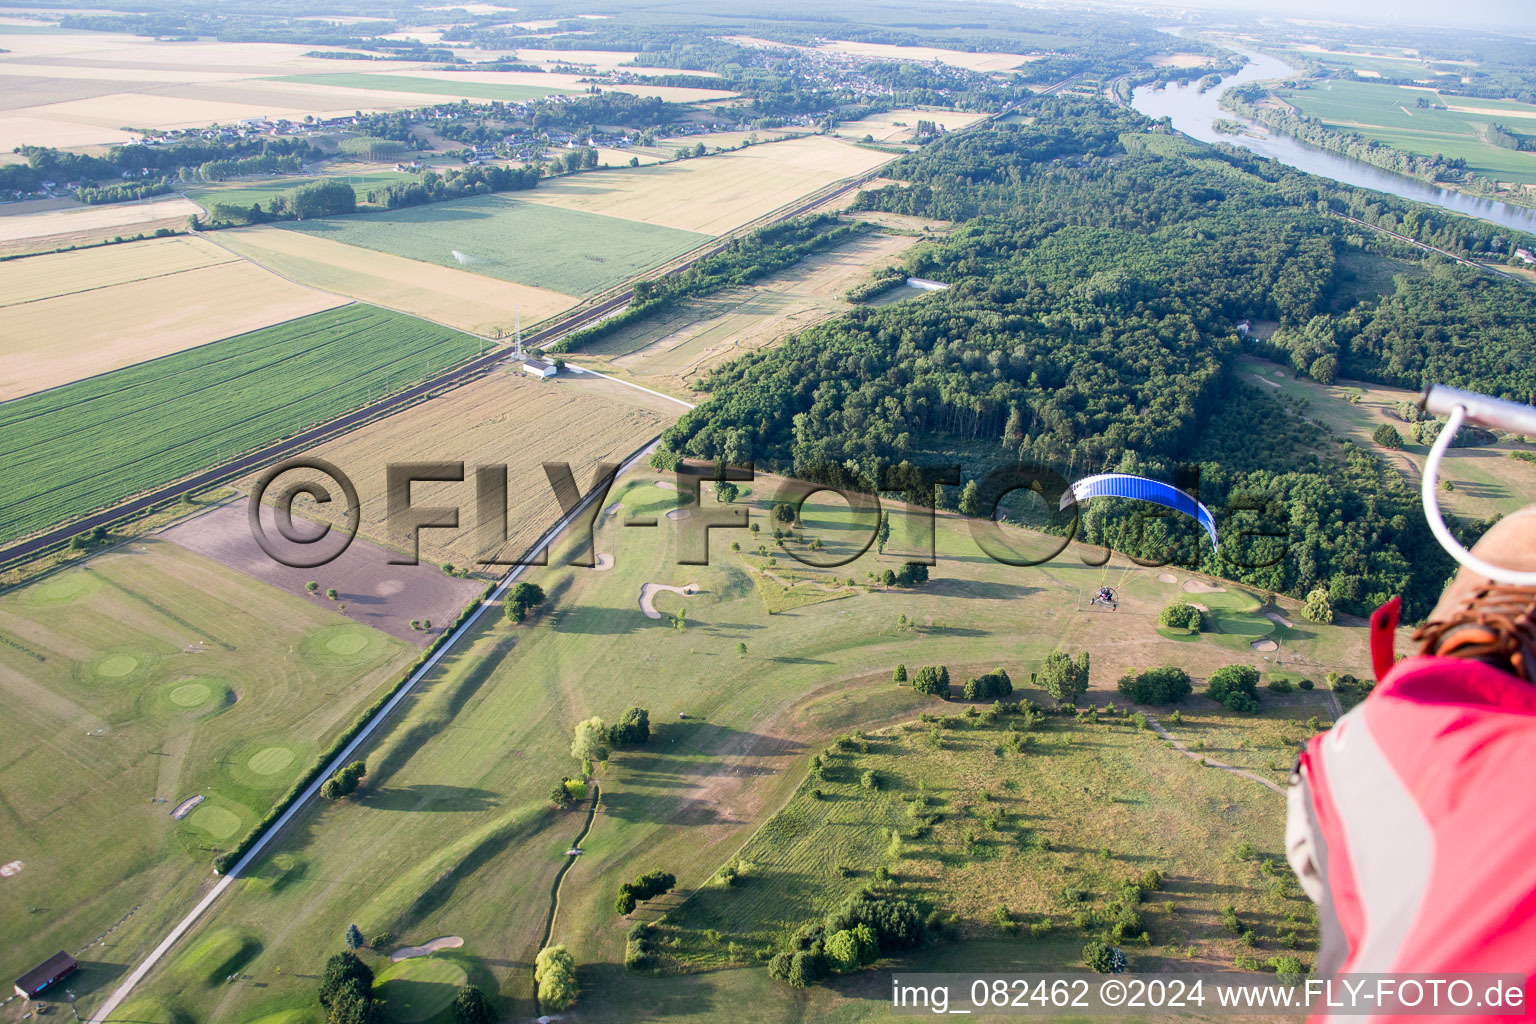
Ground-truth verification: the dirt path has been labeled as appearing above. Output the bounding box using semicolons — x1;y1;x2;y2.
535;783;600;1014
1143;714;1286;795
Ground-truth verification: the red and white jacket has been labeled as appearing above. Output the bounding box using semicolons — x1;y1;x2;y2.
1288;599;1536;1022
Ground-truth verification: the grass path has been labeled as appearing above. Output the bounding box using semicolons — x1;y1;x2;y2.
1143;713;1286;794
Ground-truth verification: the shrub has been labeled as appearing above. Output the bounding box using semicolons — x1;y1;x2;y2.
1083;941;1115;973
1117;667;1193;705
1207;664;1260;705
1267;678;1293;693
1158;602;1203;631
1302;587;1333;624
962;668;1013;702
893;664;907;684
1297;678;1314;691
912;665;948;698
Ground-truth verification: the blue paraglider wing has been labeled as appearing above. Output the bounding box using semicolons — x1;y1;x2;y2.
1059;473;1219;552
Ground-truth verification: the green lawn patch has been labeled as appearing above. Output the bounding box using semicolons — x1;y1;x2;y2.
373;955;469;1023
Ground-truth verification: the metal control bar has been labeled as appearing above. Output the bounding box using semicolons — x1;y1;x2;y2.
1418;385;1536;586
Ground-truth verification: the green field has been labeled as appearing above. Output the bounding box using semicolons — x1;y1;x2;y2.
188;172;418;213
270;73;573;103
0;539;411;1012
116;472;1373;1024
0;304;481;544
664;699;1325;975
1280;80;1536;184
279;195;711;296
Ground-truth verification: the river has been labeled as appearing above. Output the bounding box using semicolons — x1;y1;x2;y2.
1129;46;1536;234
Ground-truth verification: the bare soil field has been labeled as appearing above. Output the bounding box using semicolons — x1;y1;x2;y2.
832;107;989;143
215;226;578;336
266;371;677;568
160;501;485;643
0;29;483;149
513;136;894;235
0;195;201;245
577;231;918;394
0;236;347;401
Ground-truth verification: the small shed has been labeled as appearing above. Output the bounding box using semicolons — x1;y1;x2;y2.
522;358;557;379
14;952;77;1000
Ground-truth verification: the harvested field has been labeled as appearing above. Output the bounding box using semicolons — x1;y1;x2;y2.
0;235;347;401
216;226;577;335
0;195;201;245
0;538;411;1013
161;502;485;642
0;305;481;544
577;230;918;394
280;370;676;567
270;71;572;104
831;107;989;143
279;194;710;295
513;136;895;235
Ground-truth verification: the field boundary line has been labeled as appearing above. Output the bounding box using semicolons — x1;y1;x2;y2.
1143;714;1286;794
562;364;696;410
87;438;662;1024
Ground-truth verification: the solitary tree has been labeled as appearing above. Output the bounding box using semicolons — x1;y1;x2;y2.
451;985;495;1024
1083;941;1115;973
737;641;748;657
571;716;609;763
876;511;891;554
958;480;981;517
534;945;579;1011
1372;423;1404;449
326;588;339;601
1041;650;1090;706
318;952;373;1011
505;581;546;623
893;664;907;685
344;924;364;950
1302;587;1334;624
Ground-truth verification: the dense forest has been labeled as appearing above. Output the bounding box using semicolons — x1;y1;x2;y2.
654;98;1530;620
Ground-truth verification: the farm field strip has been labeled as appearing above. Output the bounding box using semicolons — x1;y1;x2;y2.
0;259;349;403
214;226;579;336
0;234;231;306
1280;80;1536;184
269;71;574;103
0;195;202;244
280;370;677;568
0;305;481;544
511;136;896;235
278;194;712;296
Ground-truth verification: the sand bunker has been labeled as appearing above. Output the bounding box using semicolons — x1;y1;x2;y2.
604;502;622;516
666;508;692;520
0;860;22;878
592;553;614;571
1181;578;1226;594
391;936;464;962
1265;610;1294;628
170;795;204;820
1251;639;1279;652
1157;573;1177;584
640;582;698;618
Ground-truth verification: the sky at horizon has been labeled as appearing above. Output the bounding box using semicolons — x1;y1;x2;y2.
1080;0;1536;33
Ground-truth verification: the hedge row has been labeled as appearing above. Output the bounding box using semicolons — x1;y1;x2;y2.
213;581;496;873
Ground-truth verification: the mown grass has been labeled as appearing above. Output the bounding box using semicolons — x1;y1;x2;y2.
0;304;480;543
280;194;711;296
0;540;411;1014
117;472;1371;1024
